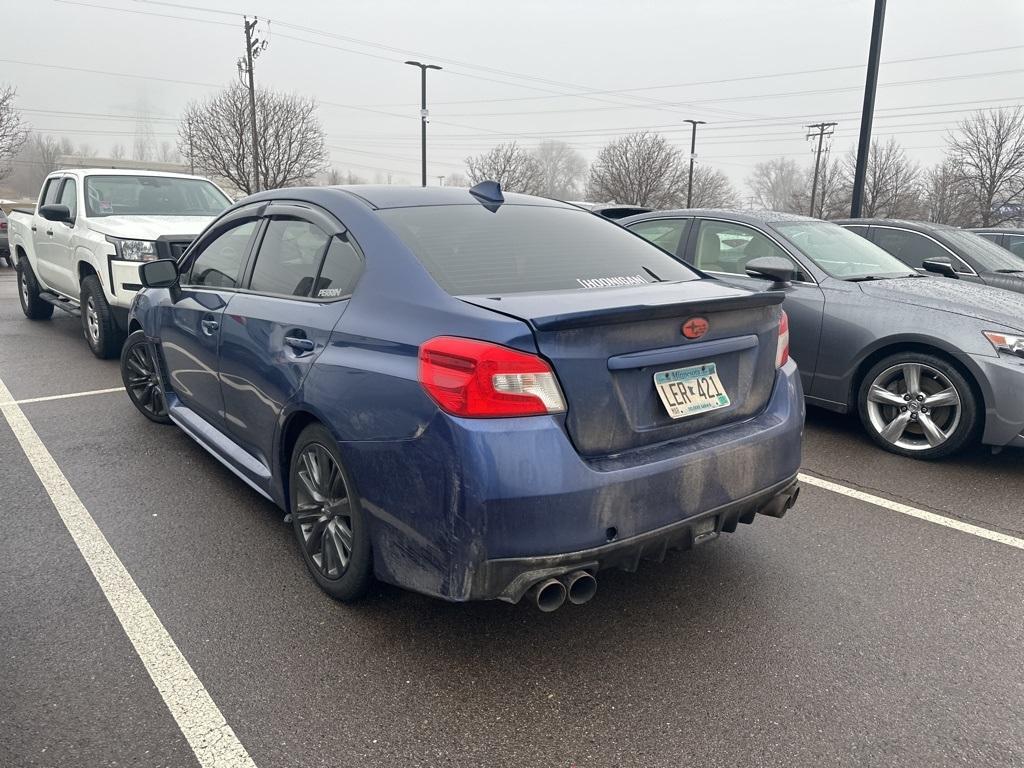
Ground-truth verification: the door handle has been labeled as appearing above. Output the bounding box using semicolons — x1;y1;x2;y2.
200;317;219;335
283;335;315;353
31;225;37;232
46;229;54;236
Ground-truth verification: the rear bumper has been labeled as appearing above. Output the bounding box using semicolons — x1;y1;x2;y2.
973;353;1024;447
349;360;805;602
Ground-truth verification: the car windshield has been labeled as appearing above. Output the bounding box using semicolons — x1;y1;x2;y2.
378;203;700;295
773;220;917;280
943;228;1024;272
84;175;230;218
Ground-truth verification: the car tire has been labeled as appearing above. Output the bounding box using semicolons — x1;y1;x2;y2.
16;259;54;320
857;351;980;460
121;330;171;424
80;274;123;359
289;423;373;602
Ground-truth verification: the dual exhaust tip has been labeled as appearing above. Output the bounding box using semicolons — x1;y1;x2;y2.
528;570;597;612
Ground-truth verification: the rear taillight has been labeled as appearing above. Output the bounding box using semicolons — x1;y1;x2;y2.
776;310;790;368
0;221;7;231
419;336;566;418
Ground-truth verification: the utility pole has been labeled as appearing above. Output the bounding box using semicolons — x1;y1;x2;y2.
850;0;886;217
404;60;442;187
806;122;837;217
438;175;445;187
238;16;267;193
684;119;706;208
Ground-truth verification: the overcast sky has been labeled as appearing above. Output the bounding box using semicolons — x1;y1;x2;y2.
5;0;1024;191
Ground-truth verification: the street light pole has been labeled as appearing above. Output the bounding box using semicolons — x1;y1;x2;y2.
850;0;887;217
684;119;706;208
405;60;442;187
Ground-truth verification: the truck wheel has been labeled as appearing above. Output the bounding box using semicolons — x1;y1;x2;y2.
80;274;124;359
121;330;171;424
16;259;55;320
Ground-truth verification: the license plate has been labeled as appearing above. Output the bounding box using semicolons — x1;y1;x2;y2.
654;362;731;419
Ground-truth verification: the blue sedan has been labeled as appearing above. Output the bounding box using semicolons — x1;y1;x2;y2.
121;183;803;610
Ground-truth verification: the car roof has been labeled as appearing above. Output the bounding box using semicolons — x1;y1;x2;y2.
334;185;576;210
50;168;214;181
832;218;957;232
968;226;1023;233
619;208;820;227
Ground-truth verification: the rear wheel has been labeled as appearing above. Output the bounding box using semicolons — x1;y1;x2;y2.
80;274;123;359
121;330;170;424
289;424;372;602
857;352;979;460
16;259;54;320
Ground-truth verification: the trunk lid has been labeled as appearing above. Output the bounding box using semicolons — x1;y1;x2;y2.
464;281;784;457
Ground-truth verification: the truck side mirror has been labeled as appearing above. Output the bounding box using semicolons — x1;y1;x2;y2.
139;259;179;289
39;204;72;224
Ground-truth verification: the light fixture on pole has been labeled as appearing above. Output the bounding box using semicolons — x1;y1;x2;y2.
405;60;442;187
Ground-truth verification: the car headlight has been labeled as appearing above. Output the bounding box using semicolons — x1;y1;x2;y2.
106;236;158;262
983;331;1024;358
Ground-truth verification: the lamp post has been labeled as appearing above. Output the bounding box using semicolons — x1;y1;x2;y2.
404;60;442;187
684;119;706;208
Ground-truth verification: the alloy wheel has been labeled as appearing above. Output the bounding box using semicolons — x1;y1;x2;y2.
294;444;354;581
20;269;30;307
124;341;167;419
865;362;961;451
85;296;100;344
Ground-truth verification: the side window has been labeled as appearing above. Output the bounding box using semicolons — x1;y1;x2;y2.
59;179;78;221
248;218;331;297
40;178;61;206
1004;234;1024;258
873;229;950;270
628;219;689;256
313;235;363;299
694;220;804;279
187;219;259;289
843;225;870;240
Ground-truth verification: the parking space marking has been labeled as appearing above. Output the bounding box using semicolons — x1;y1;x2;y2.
0;375;258;768
14;386;125;405
799;472;1024;551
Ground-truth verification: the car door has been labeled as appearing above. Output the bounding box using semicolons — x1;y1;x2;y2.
685;218;825;392
157;212;262;427
871;227;984;285
47;177;80;296
218;204;361;467
33;176;65;290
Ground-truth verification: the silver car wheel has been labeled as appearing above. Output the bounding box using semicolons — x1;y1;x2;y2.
866;362;961;451
85;295;100;344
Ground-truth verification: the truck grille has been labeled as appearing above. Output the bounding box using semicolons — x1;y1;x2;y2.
155;237;197;262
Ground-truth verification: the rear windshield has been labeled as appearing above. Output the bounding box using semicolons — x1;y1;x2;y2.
378;204;699;295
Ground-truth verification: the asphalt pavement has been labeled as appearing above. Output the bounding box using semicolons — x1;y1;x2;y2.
1;263;1021;768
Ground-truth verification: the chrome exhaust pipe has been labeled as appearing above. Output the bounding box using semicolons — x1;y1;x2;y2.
562;570;597;605
529;577;567;612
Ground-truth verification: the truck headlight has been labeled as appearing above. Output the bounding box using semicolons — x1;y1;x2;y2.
983;331;1024;358
106;236;158;262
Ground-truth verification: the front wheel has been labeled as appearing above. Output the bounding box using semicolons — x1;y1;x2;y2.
121;330;171;424
857;352;980;460
80;274;123;359
289;424;373;602
16;260;54;320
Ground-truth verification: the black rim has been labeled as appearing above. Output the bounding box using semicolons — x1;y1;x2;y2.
124;341;167;418
294;443;354;580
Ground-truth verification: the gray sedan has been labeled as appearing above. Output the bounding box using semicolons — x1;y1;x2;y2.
622;209;1024;459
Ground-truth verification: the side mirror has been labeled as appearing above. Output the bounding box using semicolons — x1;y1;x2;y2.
39;204;72;223
745;256;796;288
139;259;179;289
922;258;958;279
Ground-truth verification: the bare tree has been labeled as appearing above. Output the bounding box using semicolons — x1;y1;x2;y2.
587;132;685;207
791;156;848;218
688;165;738;208
841;138;921;218
532;140;587;199
156;141;179;163
465;142;544;194
445;171;469;188
179;83;329;195
14;134;75;192
0;84;30;181
77;142;96;158
746;157;803;212
325;167;343;186
110;143;126;160
922;160;973;226
946;107;1024;226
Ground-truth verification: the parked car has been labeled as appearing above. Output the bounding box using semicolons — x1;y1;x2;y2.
569;201;653;219
0;209;10;266
622;209;1024;459
8;169;231;357
968;227;1024;260
122;183;803;608
835;219;1024;293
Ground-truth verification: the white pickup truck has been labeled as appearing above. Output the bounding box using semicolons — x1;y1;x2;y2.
8;168;231;357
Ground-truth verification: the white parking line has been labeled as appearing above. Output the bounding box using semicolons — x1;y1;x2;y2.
14;386;125;405
799;472;1024;551
0;375;258;768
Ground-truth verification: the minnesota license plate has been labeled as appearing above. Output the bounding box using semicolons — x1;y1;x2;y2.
654;363;731;419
